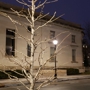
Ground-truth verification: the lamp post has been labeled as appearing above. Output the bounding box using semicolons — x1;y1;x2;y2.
52;39;58;79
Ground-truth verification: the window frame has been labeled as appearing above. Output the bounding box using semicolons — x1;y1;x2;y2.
72;49;76;62
27;26;31;32
50;31;55;39
50;47;55;61
72;35;75;43
27;44;31;57
6;29;15;56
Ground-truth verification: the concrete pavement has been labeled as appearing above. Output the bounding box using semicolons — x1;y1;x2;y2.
0;75;90;87
57;75;90;81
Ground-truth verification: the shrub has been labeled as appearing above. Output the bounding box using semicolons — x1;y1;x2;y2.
67;68;79;75
0;71;8;79
6;70;24;78
0;70;24;79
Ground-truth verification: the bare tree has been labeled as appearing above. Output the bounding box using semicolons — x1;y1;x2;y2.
84;22;90;44
0;0;70;90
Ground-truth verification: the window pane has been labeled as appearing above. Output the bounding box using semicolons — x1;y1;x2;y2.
27;26;31;32
50;47;55;60
27;44;31;57
72;49;76;62
50;31;55;39
6;38;12;46
6;46;12;55
72;35;75;43
6;29;15;36
6;29;15;56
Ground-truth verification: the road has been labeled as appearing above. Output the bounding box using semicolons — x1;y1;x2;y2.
0;79;90;90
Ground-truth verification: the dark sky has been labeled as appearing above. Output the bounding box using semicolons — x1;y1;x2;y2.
1;0;90;27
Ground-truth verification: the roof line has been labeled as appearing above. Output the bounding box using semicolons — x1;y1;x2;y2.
0;1;82;30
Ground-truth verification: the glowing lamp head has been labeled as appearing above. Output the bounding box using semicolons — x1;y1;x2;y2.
53;40;58;45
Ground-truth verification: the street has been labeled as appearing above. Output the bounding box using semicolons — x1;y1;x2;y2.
0;79;90;90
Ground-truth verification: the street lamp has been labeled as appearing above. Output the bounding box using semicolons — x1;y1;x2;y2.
52;39;58;79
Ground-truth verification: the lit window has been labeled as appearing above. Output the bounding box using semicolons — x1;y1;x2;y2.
83;44;87;48
87;56;89;58
83;45;85;48
6;29;15;56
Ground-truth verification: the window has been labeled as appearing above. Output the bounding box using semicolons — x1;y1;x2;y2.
6;29;15;56
72;35;75;43
83;44;87;48
72;49;76;62
50;31;55;39
50;47;55;61
27;26;31;32
27;44;31;57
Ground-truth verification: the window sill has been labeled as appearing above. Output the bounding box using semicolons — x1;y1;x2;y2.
49;60;58;62
5;55;16;58
48;41;52;44
71;61;78;63
70;43;78;47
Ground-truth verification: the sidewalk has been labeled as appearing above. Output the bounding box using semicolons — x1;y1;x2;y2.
0;75;90;87
38;75;90;82
57;75;90;81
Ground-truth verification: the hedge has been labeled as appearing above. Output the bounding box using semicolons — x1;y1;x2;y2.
67;68;79;75
0;70;24;79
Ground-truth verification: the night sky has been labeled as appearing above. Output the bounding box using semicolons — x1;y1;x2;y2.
1;0;90;28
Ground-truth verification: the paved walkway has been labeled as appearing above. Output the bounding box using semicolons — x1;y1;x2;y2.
0;75;90;87
57;75;90;81
39;75;90;82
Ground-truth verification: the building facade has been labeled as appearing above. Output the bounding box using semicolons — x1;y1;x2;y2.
0;2;84;71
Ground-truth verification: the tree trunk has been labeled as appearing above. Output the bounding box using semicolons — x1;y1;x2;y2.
29;0;35;90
